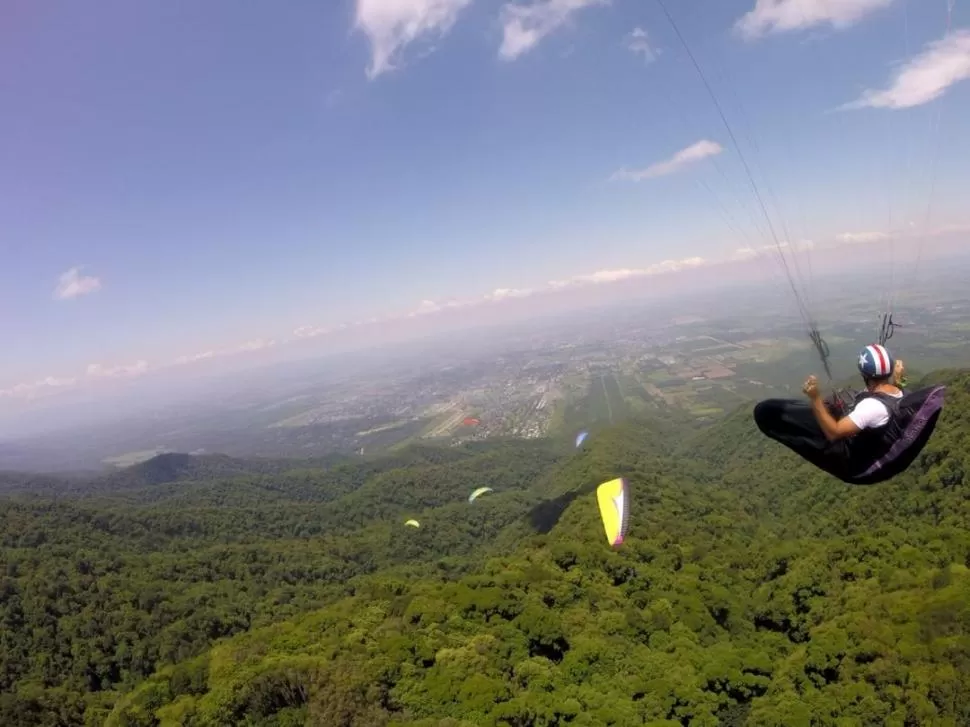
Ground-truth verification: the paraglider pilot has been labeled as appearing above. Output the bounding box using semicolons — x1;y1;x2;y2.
803;346;905;442
754;344;944;485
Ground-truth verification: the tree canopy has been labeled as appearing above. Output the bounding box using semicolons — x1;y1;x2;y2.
1;371;969;726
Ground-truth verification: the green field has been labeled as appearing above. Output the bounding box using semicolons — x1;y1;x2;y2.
689;405;723;418
550;372;634;436
585;373;629;425
103;447;172;468
709;383;752;408
359;418;429;452
615;373;662;415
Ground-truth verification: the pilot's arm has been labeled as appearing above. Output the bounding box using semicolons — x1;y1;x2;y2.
804;375;861;442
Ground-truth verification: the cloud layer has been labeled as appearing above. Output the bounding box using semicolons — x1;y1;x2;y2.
174;351;215;365
836;230;891;243
843;30;970;110
235;339;276;353
627;27;655;62
53;267;101;300
549;258;706;288
293;325;331;339
611;140;724;182
86;360;149;378
0;376;77;400
400;256;709;325
736;0;892;39
733;238;815;260
3;335;292;399
499;0;608;61
355;0;472;79
9;218;968;402
487;287;535;301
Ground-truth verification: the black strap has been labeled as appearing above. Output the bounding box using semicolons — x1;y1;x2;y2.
854;390;902;416
878;313;902;346
809;328;833;381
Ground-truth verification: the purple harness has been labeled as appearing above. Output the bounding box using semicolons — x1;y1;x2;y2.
857;386;946;478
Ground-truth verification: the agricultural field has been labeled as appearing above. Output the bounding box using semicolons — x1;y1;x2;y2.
356;418;429;451
103;447;173;468
585;374;629;425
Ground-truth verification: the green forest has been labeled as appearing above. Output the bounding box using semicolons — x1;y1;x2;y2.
1;370;969;726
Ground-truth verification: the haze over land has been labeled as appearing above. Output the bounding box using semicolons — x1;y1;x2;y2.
3;253;970;472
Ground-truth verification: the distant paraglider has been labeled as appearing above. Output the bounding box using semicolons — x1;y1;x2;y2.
575;431;589;448
468;487;494;503
462;417;481;427
596;478;629;547
404;519;420;528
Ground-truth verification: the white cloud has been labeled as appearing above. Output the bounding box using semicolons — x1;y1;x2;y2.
548;257;707;289
836;230;891;243
0;376;76;400
929;222;970;235
235;339;275;353
734;239;814;259
611;140;723;182
409;299;443;317
776;239;815;251
830;225;970;245
355;0;471;79
627;27;655;62
174;351;215;365
487;287;535;300
171;338;285;366
86;360;149;378
736;0;892;40
406;298;471;316
53;266;101;300
293;325;330;339
842;30;970;110
733;247;760;260
650;256;706;272
499;0;609;61
570;268;644;284
398;257;710;319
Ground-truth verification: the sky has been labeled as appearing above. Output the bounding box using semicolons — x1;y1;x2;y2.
3;0;970;407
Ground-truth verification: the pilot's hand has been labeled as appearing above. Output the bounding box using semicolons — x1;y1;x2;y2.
802;375;820;400
893;359;906;385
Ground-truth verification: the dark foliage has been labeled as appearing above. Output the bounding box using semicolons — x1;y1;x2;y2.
1;371;969;725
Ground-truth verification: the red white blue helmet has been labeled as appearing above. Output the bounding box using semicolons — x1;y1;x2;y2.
858;344;895;379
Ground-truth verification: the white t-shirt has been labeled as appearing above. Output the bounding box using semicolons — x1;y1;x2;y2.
848;392;903;430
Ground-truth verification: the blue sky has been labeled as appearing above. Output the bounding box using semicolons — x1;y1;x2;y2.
3;0;970;402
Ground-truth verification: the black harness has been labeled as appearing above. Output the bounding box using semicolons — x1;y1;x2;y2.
845;391;904;466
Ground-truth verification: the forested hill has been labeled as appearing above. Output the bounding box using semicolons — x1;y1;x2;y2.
1;372;968;726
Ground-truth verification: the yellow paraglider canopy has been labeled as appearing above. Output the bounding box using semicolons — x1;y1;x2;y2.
468;487;493;503
596;478;629;547
404;519;420;528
